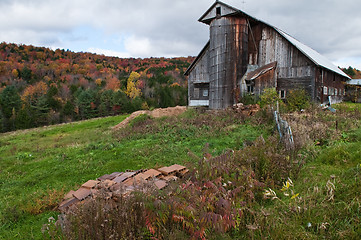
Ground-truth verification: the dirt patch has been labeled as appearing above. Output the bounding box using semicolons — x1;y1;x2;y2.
112;106;187;130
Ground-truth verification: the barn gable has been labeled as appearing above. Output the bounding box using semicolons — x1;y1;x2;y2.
198;1;239;24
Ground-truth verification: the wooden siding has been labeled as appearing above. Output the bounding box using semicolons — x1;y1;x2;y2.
187;2;350;109
315;67;346;104
188;46;210;103
250;24;315;99
209;16;248;109
253;68;276;95
200;2;238;23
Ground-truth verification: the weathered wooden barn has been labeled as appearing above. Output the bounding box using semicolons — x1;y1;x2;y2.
185;1;350;109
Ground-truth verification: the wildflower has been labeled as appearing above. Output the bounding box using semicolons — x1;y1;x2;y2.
264;188;278;200
291;193;299;200
307;222;312;228
281;178;293;192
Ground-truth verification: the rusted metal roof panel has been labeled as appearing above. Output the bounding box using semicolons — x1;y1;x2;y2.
246;61;277;80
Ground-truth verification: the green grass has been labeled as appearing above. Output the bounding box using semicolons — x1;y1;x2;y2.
1;103;361;239
0;110;266;239
247;103;361;239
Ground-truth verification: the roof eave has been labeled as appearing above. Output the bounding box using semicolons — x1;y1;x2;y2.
184;41;210;76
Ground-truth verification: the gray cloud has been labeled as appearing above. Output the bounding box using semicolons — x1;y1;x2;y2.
0;0;359;68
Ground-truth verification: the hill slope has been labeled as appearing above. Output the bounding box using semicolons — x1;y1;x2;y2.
0;42;193;133
1;103;361;239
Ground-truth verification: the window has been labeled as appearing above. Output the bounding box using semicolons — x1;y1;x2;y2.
216;7;221;16
335;88;338;96
328;87;333;96
194;88;199;98
323;86;328;95
279;90;286;99
203;89;209;97
247;85;254;93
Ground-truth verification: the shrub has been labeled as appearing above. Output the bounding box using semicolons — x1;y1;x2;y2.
260;88;280;109
241;93;258;105
57;191;149;239
286;89;310;112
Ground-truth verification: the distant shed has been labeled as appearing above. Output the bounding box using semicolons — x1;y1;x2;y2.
185;1;351;109
345;79;361;103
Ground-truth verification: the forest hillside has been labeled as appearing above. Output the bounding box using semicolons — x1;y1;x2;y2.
0;42;193;132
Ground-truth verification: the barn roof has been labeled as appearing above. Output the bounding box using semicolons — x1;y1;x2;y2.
246;61;277;80
184;41;209;76
275;28;350;79
189;1;350;79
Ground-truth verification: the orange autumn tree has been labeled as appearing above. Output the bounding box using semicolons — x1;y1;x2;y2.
105;76;120;91
21;81;48;104
125;72;141;99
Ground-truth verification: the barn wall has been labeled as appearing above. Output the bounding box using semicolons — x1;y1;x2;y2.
252;24;315;99
209;16;248;109
188;47;210;105
315;67;346;104
201;3;237;23
254;68;276;95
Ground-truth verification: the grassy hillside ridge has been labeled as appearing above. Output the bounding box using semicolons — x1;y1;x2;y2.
0;108;268;239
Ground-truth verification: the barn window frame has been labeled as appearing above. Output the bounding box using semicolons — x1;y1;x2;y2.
194;87;200;98
328;87;333;96
216;7;221;16
203;89;209;97
247;85;254;94
279;89;286;99
323;86;328;95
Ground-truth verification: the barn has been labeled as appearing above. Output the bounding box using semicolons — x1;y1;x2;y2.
185;1;350;109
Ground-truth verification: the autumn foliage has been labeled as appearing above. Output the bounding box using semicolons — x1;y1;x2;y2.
0;42;194;132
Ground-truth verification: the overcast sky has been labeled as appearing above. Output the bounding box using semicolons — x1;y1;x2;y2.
0;0;360;69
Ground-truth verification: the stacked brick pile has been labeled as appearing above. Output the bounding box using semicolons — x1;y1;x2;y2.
59;164;188;212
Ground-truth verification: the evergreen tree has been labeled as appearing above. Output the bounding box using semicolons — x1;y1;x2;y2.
99;90;114;116
31;95;50;126
0;86;21;119
0;110;4;132
15;108;34;130
76;89;97;119
0;86;21;131
113;91;132;114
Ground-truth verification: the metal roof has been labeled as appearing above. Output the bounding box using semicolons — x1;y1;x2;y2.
184;41;210;76
275;28;350;79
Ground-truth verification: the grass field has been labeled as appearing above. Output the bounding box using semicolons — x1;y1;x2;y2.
0;110;267;239
0;103;360;239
